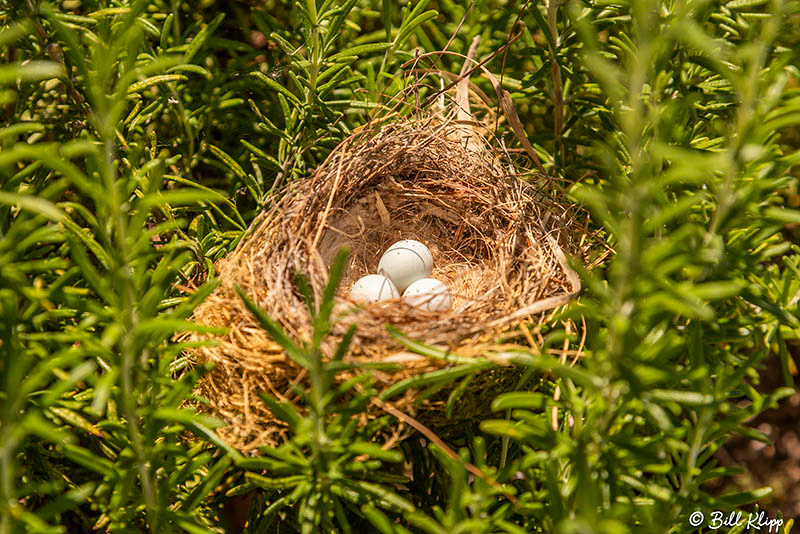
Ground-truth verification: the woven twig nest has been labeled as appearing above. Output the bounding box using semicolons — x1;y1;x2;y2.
186;91;582;452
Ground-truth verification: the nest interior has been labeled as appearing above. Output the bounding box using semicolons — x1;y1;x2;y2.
186;115;580;452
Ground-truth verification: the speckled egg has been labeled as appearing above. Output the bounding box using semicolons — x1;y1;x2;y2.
377;240;434;292
402;277;452;312
349;274;399;304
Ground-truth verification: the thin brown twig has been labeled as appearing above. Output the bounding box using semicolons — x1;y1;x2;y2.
572;316;587;367
369;395;520;506
424;0;476;75
407;30;523;111
311;153;345;250
402;45;552;181
546;0;564;164
496;0;532;135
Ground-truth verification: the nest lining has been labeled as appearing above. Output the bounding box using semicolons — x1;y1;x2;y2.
186;114;580;452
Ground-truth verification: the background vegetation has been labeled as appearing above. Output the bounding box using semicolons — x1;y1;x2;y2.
1;0;799;532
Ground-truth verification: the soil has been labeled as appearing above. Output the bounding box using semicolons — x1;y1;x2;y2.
708;344;800;522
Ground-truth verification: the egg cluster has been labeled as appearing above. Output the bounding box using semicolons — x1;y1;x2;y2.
348;240;452;312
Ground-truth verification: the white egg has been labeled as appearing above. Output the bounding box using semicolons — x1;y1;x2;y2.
349;274;399;304
402;278;452;312
377;240;434;292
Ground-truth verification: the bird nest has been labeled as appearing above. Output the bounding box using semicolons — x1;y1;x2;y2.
183;85;583;453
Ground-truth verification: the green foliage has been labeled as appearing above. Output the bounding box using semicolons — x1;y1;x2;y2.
1;0;799;533
231;251;418;534
1;2;240;532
